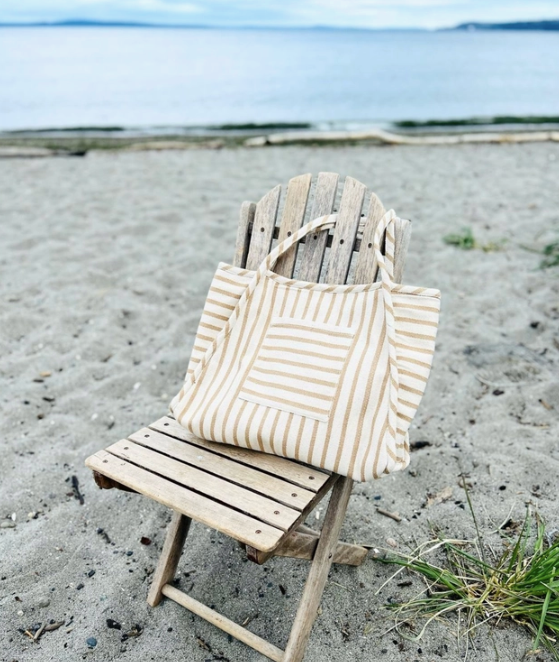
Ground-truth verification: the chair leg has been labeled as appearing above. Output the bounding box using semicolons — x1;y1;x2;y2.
147;511;191;607
283;476;354;662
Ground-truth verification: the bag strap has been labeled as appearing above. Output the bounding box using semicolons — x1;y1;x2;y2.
179;210;399;403
257;209;397;286
372;210;396;285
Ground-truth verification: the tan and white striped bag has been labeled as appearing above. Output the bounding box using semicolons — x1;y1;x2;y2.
170;211;440;482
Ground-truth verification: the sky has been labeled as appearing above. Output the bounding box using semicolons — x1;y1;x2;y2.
0;0;558;29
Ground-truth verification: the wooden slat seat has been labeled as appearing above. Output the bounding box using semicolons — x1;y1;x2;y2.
85;416;335;553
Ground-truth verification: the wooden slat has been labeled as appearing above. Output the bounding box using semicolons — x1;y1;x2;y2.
250;222;376;253
353;192;386;284
325;176;367;284
393;218;412;284
249;529;368;566
86;450;284;552
162;585;285;662
274;173;312;277
151;417;330;491
128;428;314;510
234;201;256;268
107;439;300;532
245;184;281;270
298;172;339;282
283;475;354;662
245;475;338;565
147;512;191;607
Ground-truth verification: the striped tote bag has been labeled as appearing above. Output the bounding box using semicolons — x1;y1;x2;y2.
170;211;440;482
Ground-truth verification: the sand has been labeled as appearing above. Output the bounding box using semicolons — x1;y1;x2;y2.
1;143;558;662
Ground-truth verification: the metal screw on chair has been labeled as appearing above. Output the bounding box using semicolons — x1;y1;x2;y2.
291;493;298;497
255;530;261;534
274;511;280;515
144;434;150;437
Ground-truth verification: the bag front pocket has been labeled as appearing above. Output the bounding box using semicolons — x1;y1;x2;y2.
239;317;355;422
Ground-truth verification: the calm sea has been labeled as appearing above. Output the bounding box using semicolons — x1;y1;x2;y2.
1;27;559;132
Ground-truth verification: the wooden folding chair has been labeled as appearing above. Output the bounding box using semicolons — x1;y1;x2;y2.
85;173;411;662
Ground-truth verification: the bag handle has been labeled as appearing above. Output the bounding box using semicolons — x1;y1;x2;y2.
175;209;399;402
258;209;397;286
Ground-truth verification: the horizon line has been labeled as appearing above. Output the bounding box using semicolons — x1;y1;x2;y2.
0;20;432;30
1;18;558;31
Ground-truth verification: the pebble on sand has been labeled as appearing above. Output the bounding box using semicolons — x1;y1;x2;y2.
86;637;97;648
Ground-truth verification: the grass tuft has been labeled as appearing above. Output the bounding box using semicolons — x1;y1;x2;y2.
540;242;559;269
443;228;505;252
375;501;559;659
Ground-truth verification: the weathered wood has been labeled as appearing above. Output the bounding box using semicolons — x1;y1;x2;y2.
147;512;191;607
244;474;339;565
92;470;135;492
353;192;386;284
245;184;281;270
162;584;285;662
108;439;302;531
86;450;285;552
298;172;339;282
245;127;559;147
283;476;354;662
274;173;312;277
393;218;412;284
325;177;367;284
129;427;315;510
247;220;393;254
234;201;256;268
150;417;330;492
248;529;368;566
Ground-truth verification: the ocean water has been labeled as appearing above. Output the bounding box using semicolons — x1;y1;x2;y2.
1;27;559;131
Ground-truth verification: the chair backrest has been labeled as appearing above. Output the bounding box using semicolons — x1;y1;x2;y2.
233;173;411;285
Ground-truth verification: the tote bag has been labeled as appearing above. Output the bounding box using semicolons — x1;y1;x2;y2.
170;211;440;482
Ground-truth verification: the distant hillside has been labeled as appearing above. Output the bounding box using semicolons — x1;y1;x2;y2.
0;20;422;30
0;19;209;28
453;20;559;31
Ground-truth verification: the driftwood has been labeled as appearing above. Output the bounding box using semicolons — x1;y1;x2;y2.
245;128;559;147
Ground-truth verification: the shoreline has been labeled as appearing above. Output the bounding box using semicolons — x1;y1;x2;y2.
2;117;559;157
3;115;559;137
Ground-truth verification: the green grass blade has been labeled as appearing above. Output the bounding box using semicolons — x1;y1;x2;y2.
533;575;553;651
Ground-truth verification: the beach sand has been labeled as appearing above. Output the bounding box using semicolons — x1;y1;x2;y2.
1;143;558;662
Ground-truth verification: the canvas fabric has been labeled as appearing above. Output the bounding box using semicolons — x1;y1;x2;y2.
171;211;440;481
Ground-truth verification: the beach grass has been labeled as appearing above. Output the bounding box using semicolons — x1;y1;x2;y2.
443;228;505;252
375;496;559;659
540;242;559;269
519;239;559;269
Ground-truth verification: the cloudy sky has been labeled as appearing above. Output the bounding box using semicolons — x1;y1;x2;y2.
1;0;558;29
